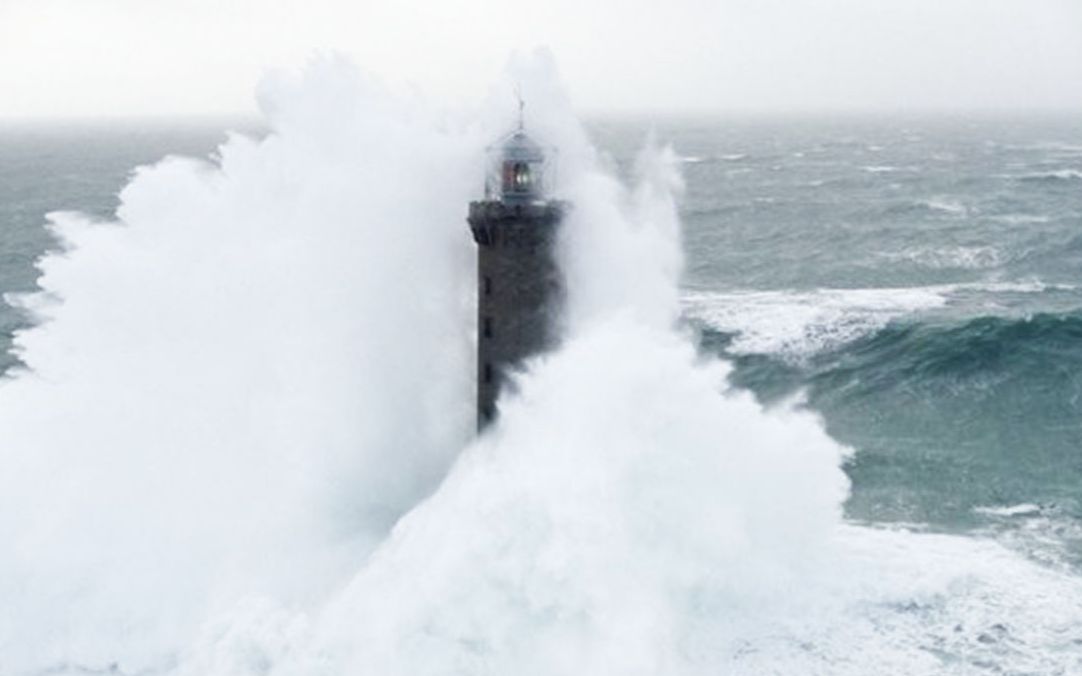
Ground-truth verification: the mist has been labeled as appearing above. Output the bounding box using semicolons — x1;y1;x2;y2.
1;0;1080;117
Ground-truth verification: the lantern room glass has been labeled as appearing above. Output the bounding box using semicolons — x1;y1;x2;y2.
503;161;537;195
484;130;554;204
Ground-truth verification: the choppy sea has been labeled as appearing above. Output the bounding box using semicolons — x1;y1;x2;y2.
597;114;1082;570
1;111;1081;672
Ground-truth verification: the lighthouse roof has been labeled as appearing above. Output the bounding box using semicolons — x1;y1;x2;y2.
497;130;545;162
482;125;555;202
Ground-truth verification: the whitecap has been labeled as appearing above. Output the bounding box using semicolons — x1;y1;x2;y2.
877;245;1004;270
682;286;949;360
1019;168;1082;181
683;280;1072;359
926;199;968;216
862;165;900;173
987;213;1051;225
975;504;1042;517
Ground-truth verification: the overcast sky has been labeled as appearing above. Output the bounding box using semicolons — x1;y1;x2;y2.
1;0;1080;118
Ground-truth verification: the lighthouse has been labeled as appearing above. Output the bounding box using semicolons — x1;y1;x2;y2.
467;116;565;430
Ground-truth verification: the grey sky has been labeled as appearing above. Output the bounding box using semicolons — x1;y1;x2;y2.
1;0;1079;117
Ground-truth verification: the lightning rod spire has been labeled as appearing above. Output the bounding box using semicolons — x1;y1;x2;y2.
515;87;525;131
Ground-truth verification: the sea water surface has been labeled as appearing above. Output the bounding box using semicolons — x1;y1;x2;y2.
593;114;1082;571
1;112;1081;669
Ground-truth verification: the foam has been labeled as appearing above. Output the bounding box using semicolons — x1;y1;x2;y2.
975;503;1042;517
988;213;1051;225
973;504;1082;571
0;56;482;672
683;286;948;359
877;245;1005;270
861;165;911;174
684;280;1069;359
1020;168;1082;181
174;523;1082;675
921;198;969;216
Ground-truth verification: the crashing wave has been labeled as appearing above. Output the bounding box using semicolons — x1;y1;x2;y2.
684;281;1073;360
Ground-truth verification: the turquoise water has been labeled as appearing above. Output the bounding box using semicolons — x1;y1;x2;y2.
2;114;1081;571
598;115;1082;571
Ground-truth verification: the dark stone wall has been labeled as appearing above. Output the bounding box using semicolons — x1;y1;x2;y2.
467;200;565;430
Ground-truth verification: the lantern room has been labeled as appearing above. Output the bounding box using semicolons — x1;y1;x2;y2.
485;130;553;204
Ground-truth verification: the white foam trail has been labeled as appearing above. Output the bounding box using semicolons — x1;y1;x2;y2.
1019;168;1082;181
683;286;948;359
973;507;1082;572
877;245;1005;270
685;280;1074;360
2;52;1082;676
921;198;969;216
861;165;911;173
975;503;1042;517
988;213;1051;225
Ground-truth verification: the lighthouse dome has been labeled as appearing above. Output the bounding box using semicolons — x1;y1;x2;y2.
501;130;544;161
485;129;553;203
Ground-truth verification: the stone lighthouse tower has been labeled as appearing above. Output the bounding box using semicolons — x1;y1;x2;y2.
467;116;565;430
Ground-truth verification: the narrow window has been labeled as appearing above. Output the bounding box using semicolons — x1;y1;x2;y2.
483;276;492;296
483;363;493;383
483;316;493;338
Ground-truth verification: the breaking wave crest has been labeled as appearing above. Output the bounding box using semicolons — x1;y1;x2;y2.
685;280;1072;361
883;198;969;218
1019;168;1082;182
684;286;947;359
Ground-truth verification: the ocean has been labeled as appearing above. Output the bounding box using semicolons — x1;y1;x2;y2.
1;103;1081;673
608;114;1082;562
